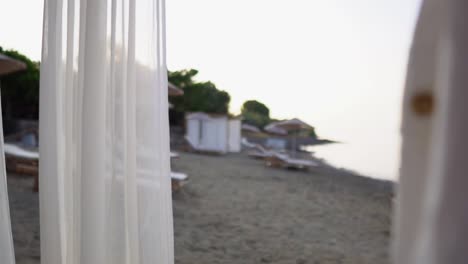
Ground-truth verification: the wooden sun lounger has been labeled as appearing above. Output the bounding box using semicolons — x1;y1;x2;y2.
247;144;274;159
246;144;316;170
265;152;317;170
4;143;39;192
170;171;188;192
170;151;189;191
241;138;257;148
5;143;188;192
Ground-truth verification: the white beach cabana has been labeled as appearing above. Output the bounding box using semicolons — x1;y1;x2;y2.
185;112;241;153
228;117;241;152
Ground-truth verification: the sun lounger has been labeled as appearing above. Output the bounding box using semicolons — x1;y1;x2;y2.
245;143;316;170
4;143;39;160
169;150;188;191
170;151;180;159
4;143;39;191
5;143;189;192
170;171;188;192
265;152;317;170
169;151;189;191
171;171;188;181
241;138;256;148
247;144;275;159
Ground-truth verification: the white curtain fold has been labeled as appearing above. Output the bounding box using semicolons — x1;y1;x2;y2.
0;91;15;264
394;0;468;263
40;0;174;263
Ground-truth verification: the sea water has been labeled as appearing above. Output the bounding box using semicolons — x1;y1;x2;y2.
307;133;401;182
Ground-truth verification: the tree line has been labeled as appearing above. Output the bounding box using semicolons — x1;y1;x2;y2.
168;69;271;128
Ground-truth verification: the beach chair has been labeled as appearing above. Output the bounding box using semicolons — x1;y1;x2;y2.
4;143;39;191
247;144;274;159
170;171;188;192
241;137;256;148
170;151;189;191
170;151;180;159
265;152;317;170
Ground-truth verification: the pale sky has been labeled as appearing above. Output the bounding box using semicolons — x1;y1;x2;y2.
166;0;422;140
0;0;422;178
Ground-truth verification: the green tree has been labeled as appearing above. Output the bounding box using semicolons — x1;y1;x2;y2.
0;47;40;120
241;100;270;117
169;69;230;114
241;100;270;128
168;68;197;88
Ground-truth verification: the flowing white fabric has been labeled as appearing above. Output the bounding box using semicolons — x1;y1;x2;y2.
0;92;15;264
40;0;173;263
394;0;468;263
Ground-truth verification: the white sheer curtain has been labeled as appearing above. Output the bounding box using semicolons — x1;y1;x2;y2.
0;98;14;264
40;0;173;263
394;0;468;263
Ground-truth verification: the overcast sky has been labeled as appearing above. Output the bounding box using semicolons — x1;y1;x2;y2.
0;0;422;178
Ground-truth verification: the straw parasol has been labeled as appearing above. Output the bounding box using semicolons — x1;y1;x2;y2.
264;125;287;135
0;53;27;77
266;118;312;130
168;82;184;96
265;118;313;156
241;123;261;133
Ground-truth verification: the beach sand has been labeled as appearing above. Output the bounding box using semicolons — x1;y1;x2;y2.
8;152;393;264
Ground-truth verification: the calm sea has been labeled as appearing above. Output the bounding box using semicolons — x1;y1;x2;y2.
307;135;401;182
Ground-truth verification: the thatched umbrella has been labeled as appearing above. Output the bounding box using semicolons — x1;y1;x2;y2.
168;82;184;96
0;53;26;76
264;125;287;136
267;118;312;131
265;118;313;156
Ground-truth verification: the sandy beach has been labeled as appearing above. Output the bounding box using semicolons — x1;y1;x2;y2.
8;151;393;264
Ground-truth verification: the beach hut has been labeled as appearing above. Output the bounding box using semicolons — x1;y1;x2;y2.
185;112;241;154
228;118;241;152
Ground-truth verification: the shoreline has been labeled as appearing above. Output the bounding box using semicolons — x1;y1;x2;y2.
290;146;396;186
300;142;398;186
310;154;396;185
